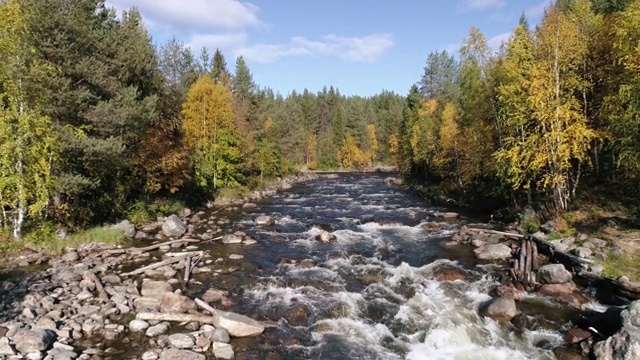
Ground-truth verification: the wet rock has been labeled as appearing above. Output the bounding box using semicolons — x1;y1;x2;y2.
145;322;170;337
212;342;234;359
539;281;577;296
162;215;186;238
221;234;243;244
315;231;337;243
283;304;312;326
202;288;227;303
564;328;592;344
434;266;466;282
13;329;56;353
129;319;150;332
594;300;640;360
491;283;526;300
255;215;275;226
384;177;403;186
160;293;197;314
167;333;195;349
242;238;257;245
228;254;244;260
114;220;136;238
474;244;512;260
554;346;585;360
242;203;257;210
210;328;230;343
480;297;517;323
141;279;173;298
158;349;205;360
538;264;572;284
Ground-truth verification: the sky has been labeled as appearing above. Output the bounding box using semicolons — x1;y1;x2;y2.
105;0;553;97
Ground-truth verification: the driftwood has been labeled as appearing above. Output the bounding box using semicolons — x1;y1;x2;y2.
121;255;187;276
164;251;204;258
83;270;109;302
579;271;640;301
136;311;219;324
183;256;191;282
195;298;221;318
132;238;201;253
466;228;525;239
511;238;538;286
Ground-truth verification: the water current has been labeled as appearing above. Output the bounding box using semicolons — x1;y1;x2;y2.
193;173;565;359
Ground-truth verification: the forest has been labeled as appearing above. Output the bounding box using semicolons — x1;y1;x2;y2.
0;0;405;239
398;0;640;215
2;0;640;242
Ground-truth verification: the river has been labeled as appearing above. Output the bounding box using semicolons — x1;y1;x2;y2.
186;173;564;359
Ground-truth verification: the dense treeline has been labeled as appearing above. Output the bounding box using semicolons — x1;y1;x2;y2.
399;0;640;212
0;0;404;237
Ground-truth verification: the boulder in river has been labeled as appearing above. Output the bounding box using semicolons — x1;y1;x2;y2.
474;244;512;260
212;342;234;360
255;215;275;226
537;264;572;284
480;297;517;323
221;234;243;244
162;215;186;238
315;231;337;243
214;309;265;337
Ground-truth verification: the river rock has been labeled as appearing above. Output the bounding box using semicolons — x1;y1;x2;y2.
61;251;80;263
480;297;517;323
160;293;197;313
128;319;149;332
145;322;170;337
564;328;592;344
537;264;572;284
221;234;242;244
214;310;265;337
210;328;230;343
384;177;403;186
474;244;512;260
141;279;173;298
242;203;257;210
158;349;205;360
168;333;195;349
315;231;337;243
0;337;15;356
594;300;640;359
13;329;56;353
212;342;234;360
114;220;136;238
539;281;577;296
433;266;466;282
491;283;526;300
571;247;593;258
162;215;186;238
255;215;275;226
202;288;227;303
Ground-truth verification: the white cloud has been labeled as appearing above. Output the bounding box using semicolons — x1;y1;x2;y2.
459;0;506;10
187;33;247;52
105;0;262;30
525;0;552;18
235;34;395;63
488;32;511;51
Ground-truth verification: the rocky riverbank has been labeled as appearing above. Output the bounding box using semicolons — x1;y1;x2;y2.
444;224;640;359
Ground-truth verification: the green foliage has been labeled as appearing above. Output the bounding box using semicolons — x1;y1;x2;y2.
127;199;185;225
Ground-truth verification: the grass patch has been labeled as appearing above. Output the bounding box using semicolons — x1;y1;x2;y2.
216;186;251;200
602;252;640;282
38;226;126;255
546;228;577;241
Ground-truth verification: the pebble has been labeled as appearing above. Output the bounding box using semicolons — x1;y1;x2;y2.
228;254;244;260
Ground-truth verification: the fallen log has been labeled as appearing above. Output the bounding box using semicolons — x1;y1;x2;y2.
121;255;187;276
578;271;640;301
137;311;219;324
132;238;201;253
83;270;109;302
164;251;204;258
183;256;191;282
466;228;525;239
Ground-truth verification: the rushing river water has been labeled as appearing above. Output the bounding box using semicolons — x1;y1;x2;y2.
191;173;564;360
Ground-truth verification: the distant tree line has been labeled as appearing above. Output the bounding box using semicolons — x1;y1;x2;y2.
0;0;404;237
397;0;640;212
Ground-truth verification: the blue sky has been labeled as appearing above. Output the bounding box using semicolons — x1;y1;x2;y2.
106;0;552;96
